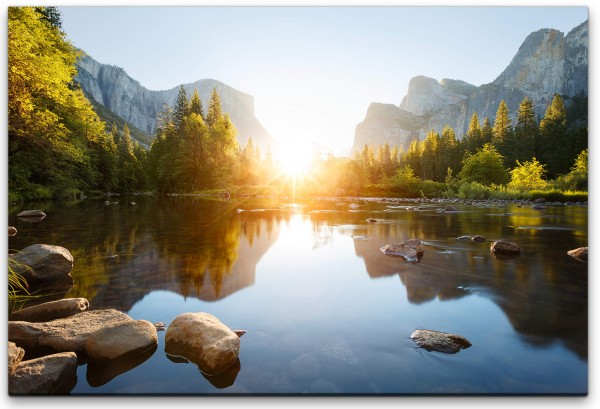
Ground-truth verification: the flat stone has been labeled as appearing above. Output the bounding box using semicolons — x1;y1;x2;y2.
9;352;77;395
490;240;522;255
567;246;588;262
9;309;133;352
411;329;472;354
164;312;240;376
531;204;546;210
85;320;158;363
9;342;25;376
16;210;46;218
380;239;424;262
9;244;73;283
9;298;89;323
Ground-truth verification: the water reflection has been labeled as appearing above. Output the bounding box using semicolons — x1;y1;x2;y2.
8;198;587;393
347;204;587;359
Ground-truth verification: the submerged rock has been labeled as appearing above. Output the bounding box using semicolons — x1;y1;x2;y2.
471;235;486;242
380;239;424;262
9;244;73;283
531;204;546;210
567;246;588;262
410;329;472;354
17;210;46;218
9;298;89;323
85;320;158;364
490;240;522;255
9;309;133;352
456;235;471;241
9;352;77;395
164;312;240;376
9;342;25;376
443;206;459;212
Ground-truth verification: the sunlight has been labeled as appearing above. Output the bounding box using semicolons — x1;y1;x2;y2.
277;141;313;176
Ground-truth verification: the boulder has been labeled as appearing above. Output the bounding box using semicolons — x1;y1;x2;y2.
8;226;17;236
490;240;522;255
380;239;424;261
567;246;588;262
164;312;240;376
9;244;73;283
471;235;486;242
9;309;133;352
8;352;77;395
85;320;158;363
410;329;472;354
9;298;89;323
16;210;46;218
9;342;25;376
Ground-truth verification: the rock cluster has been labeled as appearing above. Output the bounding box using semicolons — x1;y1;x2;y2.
380;239;424;262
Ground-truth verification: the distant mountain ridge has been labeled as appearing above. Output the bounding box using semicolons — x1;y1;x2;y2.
75;54;275;150
353;20;588;153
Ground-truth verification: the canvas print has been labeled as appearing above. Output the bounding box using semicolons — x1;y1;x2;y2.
7;6;588;395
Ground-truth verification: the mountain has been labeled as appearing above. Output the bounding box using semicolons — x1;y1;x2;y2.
75;54;275;150
352;20;588;153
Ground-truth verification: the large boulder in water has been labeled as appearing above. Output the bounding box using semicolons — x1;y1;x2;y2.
8;352;77;395
380;239;424;261
164;312;240;376
410;329;472;354
9;298;89;323
85;320;158;364
490;240;522;255
9;244;73;283
9;309;133;353
17;210;46;218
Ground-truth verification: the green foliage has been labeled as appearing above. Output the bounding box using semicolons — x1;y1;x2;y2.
8;7;141;198
390;165;421;197
513;96;537;162
539;94;568;177
529;189;587;203
508;157;549;191
459;144;509;185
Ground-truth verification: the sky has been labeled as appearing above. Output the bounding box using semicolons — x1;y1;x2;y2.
56;4;588;155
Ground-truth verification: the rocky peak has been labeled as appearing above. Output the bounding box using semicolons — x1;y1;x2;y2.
75;54;274;150
493;28;565;97
352;19;587;154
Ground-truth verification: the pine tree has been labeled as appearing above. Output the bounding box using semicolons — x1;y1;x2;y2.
439;125;460;177
514;96;537;162
481;117;493;145
463;112;482;152
206;87;223;128
173;85;189;131
539;94;568;177
189;88;204;119
422;129;440;181
491;100;513;165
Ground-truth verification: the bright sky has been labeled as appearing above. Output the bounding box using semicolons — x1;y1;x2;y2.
56;3;587;155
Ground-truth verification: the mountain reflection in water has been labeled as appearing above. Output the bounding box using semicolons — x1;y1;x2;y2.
8;197;587;394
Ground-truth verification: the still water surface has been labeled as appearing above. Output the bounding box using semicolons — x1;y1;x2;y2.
8;196;588;394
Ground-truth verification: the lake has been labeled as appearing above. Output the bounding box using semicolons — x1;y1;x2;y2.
8;196;588;395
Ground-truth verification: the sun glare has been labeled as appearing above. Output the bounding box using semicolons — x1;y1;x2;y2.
278;142;313;176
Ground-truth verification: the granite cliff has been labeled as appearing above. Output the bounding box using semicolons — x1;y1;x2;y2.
352;20;588;153
75;54;274;149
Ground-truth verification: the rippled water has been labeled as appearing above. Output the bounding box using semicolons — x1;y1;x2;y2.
8;196;588;395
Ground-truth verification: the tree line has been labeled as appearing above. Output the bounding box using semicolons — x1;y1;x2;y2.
8;7;587;202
